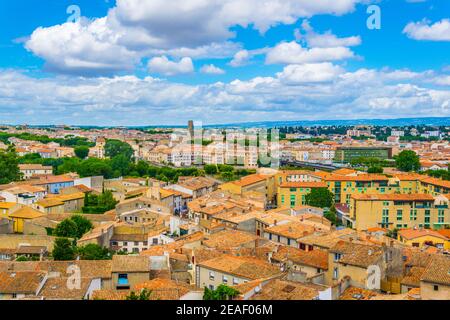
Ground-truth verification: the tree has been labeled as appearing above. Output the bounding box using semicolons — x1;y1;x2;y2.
70;215;94;238
53;215;93;239
136;160;149;177
203;285;240;300
305;188;334;209
105;139;134;160
324;205;339;226
52;238;75;261
204;164;218;175
74;146;89;159
111;154;131;177
78;158;113;178
53;219;78;238
77;244;112;260
126;289;152;300
0;147;21;183
368;165;383;174
395;150;420;172
82;190;118;214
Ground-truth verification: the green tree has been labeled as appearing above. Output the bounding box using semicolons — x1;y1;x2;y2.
395;150;420;172
52;238;76;261
53;219;78;238
368;165;383;174
70;215;94;238
203;285;240;300
74;146;90;159
324;205;339;226
78;158;113;178
204;164;218;175
0;147;21;183
105;139;134;160
111;154;131;177
305;188;334;209
126;289;152;300
77;244;112;260
136;160;149;177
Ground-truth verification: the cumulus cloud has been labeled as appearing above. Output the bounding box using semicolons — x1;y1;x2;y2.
229;50;251;67
1;65;450;125
24;0;366;75
200;64;225;74
403;19;450;41
148;56;194;75
296;20;361;48
277;63;344;84
25;18;139;76
266;41;354;64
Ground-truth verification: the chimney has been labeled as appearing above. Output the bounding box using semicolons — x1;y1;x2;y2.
274;219;278;226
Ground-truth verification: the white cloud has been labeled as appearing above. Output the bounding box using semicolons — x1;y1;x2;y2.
403;19;450;41
200;64;225;74
148;56;194;75
1;66;450;125
229;50;251;67
266;41;354;64
277;63;344;84
297;20;361;48
24;0;366;75
25;18;139;76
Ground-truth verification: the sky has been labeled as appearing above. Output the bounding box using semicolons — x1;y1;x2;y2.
0;0;450;126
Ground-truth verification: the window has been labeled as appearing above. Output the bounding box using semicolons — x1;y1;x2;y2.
410;209;417;221
118;274;129;286
396;209;403;221
209;271;215;280
152;238;158;245
290;195;296;207
287;238;291;246
438;209;445;224
334;253;341;262
281;195;285;204
434;285;439;291
233;278;239;285
424;210;431;228
209;285;215;290
333;267;338;280
222;276;228;283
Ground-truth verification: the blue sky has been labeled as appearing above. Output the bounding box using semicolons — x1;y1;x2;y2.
0;0;450;125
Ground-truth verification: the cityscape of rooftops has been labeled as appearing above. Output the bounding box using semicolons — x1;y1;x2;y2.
0;0;449;309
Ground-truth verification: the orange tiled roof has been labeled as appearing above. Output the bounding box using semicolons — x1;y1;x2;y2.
398;229;448;241
279;181;328;188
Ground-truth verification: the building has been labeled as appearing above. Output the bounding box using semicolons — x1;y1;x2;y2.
349;194;449;231
9;207;45;233
277;181;328;208
420;256;450;300
334;147;393;164
196;254;281;290
19;164;53;179
397;229;449;250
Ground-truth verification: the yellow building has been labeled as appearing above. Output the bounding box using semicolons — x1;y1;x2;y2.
0;202;21;220
325;174;399;205
219;173;276;204
9;207;45;233
277;181;328;208
349;193;449;231
398;229;449;250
